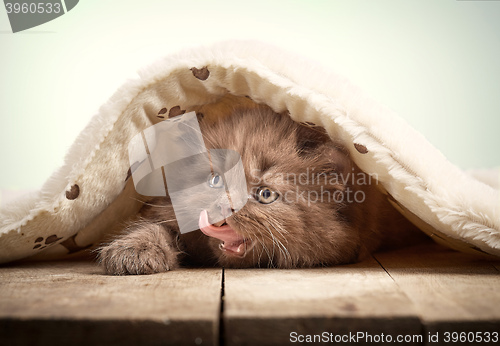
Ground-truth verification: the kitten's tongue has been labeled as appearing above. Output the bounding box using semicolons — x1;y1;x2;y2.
199;210;246;254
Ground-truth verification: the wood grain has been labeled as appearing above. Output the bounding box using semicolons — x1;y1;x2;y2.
375;243;500;345
223;257;422;346
492;262;500;273
2;244;499;346
0;261;222;346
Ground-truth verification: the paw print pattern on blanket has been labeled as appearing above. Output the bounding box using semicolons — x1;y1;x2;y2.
65;184;80;200
157;108;168;118
190;66;210;80
157;106;186;119
33;234;63;250
354;143;368;154
156;66;209;119
168;106;186;118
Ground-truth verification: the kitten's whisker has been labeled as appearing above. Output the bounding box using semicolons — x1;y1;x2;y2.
263;224;281;264
269;224;291;265
266;224;291;267
129;197;166;208
156;219;177;224
236;214;267;264
254;229;272;266
247;217;281;268
249;233;265;268
269;221;291;260
250;214;291;268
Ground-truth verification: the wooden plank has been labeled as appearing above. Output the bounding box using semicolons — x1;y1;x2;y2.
374;243;500;346
223;257;423;346
0;261;222;346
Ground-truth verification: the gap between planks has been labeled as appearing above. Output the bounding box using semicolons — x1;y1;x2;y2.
374;243;500;346
223;243;500;346
1;243;499;346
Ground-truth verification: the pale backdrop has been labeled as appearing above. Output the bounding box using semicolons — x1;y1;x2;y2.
1;0;499;204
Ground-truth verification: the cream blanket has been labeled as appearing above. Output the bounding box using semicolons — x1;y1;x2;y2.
1;41;499;263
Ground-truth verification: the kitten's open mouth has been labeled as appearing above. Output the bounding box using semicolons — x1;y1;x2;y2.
199;210;255;257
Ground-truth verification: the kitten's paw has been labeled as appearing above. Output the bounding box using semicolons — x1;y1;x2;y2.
98;225;180;275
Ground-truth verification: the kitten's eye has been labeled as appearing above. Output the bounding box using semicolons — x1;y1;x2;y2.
208;172;224;188
255;187;279;204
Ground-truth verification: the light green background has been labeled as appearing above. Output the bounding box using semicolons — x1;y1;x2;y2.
1;0;499;196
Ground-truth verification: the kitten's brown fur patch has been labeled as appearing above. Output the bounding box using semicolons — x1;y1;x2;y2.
98;106;425;275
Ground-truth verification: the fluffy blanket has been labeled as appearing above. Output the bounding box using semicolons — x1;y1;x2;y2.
1;41;499;264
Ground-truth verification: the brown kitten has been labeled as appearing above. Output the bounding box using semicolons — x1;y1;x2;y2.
98;107;425;275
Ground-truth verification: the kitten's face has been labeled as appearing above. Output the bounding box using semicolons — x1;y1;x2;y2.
197;108;362;268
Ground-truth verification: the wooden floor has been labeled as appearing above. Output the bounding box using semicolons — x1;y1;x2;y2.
1;243;499;346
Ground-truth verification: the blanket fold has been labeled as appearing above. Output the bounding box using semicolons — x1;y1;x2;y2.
1;41;499;264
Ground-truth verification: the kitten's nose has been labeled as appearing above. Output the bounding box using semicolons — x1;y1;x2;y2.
218;203;234;219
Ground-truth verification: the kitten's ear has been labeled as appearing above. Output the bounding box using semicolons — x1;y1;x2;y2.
296;126;330;155
307;141;353;180
297;138;323;153
295;125;353;176
325;144;352;177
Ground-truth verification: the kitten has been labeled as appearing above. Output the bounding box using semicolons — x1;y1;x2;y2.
98;107;424;275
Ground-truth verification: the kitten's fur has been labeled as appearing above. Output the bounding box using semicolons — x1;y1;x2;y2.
98;107;424;275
